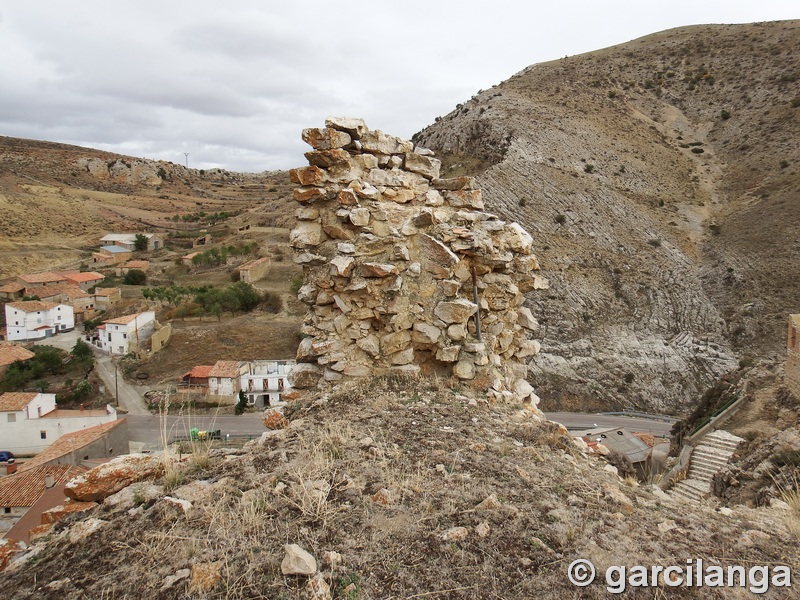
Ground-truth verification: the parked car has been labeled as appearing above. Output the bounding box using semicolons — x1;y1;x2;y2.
0;451;15;464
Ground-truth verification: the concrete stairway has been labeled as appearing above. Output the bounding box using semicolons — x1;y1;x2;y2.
669;430;744;503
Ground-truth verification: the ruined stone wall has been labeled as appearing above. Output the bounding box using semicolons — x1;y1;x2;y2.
287;118;547;405
785;315;800;398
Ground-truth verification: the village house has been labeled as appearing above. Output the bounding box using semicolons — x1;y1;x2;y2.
92;245;132;266
19;419;129;472
181;251;201;266
179;359;295;407
93;287;121;310
115;260;150;277
0;344;35;381
92;311;156;355
15;272;70;289
0;283;25;301
241;360;294;408
207;361;247;402
62;271;105;291
0;392;119;456
0;464;87;537
31;285;96;324
100;232;164;252
4;301;75;341
238;256;271;283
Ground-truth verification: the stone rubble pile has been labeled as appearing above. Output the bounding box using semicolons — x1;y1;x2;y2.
287;117;548;405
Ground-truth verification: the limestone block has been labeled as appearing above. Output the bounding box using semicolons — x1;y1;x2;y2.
349;208;371;227
383;188;416;204
288;363;323;389
440;280;460;297
436;345;461;362
65;454;165;503
337;242;356;254
432;177;476;190
305;148;351;168
330;255;355;277
326;116;368;138
359;263;399;278
404;152;441;179
424;189;445;206
343;364;371;377
281;544;317;575
367;168;428;189
447;323;467;341
360;130;414;155
293;187;327;203
356;334;380;357
419;234;459;279
533;275;550;290
453;360;476;379
290;222;325;248
412;322;442;345
390;347;415;365
290;166;327;186
297;284;317;304
502;222;534;253
295;207;320;221
513;378;535;400
302;127;352;150
297;337;320;362
294;253;327;265
515;340;541;358
445;190;484;209
350;180;381;201
381;330;412;355
517;306;539;330
393;244;410;261
434;299;477;324
337;189;359;206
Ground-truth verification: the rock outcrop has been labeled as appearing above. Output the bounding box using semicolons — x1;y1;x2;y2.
288;118;545;406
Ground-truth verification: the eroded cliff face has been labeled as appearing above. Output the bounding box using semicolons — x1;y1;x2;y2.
411;21;800;412
287;117;547;408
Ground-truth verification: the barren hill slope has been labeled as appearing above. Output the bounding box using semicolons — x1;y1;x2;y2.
415;20;800;413
0;136;294;278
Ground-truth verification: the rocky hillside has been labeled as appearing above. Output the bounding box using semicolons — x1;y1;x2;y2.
1;378;796;598
414;20;800;413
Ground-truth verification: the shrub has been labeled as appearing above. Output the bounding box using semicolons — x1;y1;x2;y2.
262;291;283;313
290;274;303;294
584;164;595;173
780;160;790;169
720;110;731;120
554;214;567;225
123;269;147;285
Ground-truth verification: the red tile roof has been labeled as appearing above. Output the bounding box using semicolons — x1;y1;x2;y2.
0;465;87;508
0;392;39;412
239;257;270;270
0;283;25;293
208;360;241;378
20;419;126;472
62;272;105;283
0;345;35;367
29;284;90;300
16;272;68;284
184;365;214;379
94;288;120;297
104;312;148;325
6;300;60;312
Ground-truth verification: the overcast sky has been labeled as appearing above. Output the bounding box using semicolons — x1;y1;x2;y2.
1;2;797;173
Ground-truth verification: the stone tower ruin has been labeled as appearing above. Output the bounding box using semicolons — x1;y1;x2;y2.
287;117;548;406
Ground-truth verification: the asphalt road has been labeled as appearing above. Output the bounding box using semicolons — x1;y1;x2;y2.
126;414;265;449
545;412;674;439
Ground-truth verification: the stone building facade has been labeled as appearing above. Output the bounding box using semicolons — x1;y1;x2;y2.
286;118;547;406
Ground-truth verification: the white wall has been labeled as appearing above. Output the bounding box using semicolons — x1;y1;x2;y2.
0;401;117;456
4;304;74;341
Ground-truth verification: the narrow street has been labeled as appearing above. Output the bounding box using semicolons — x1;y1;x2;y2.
34;329;150;415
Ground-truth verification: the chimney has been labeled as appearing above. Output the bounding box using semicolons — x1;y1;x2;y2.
45;475;55;488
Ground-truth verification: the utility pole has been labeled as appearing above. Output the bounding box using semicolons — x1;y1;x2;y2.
184;153;189;168
114;360;119;406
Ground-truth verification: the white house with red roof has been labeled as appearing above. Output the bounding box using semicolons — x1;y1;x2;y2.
61;271;105;291
4;301;75;341
93;311;155;355
0;392;118;456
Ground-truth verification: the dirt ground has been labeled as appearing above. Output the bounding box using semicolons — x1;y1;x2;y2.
134;313;302;385
2;376;798;598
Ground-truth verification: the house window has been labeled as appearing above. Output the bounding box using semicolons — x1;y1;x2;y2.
123;333;127;339
118;346;124;353
4;507;10;514
40;431;47;439
7;414;15;423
